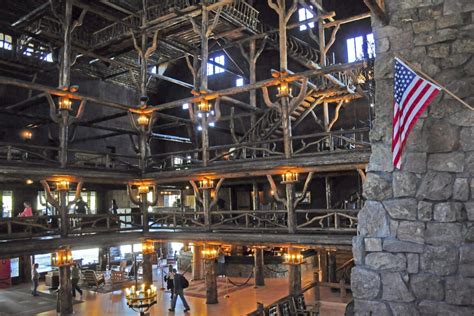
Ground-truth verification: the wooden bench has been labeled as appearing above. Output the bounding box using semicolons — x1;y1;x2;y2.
82;270;105;289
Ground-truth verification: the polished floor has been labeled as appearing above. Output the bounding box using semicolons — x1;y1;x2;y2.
9;268;350;316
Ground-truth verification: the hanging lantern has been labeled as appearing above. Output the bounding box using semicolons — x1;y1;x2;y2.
281;171;298;184
199;178;214;190
138;184;150;194
197;99;212;113
201;247;218;260
51;248;74;266
20;129;33;140
59;97;72;110
137;114;150;126
142;240;155;255
56;180;70;191
277;81;292;97
283;249;304;265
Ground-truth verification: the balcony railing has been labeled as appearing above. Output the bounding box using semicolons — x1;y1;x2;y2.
0;208;360;241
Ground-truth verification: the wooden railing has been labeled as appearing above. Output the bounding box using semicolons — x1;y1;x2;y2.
0;208;360;240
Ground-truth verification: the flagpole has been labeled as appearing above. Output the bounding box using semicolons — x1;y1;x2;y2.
395;55;474;111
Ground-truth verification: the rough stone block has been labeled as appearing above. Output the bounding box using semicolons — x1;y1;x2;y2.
413;20;435;33
383;239;424;253
452;38;474;54
465;226;474;243
402;152;427;173
397;221;425;244
383;199;417;220
365;252;406;271
453;178;469;201
351;267;381;300
442;54;471;69
466;152;474;175
466;202;474;221
427;43;450;58
364;238;383;252
427;152;464;172
425;222;463;246
381;272;415;302
414;29;457;46
352;236;365;265
367;143;395;172
354;300;391;316
444;0;474;14
389;302;420;316
418;300;474;316
436;14;463;29
445;276;474;305
460;245;474;277
377;37;390;53
407;254;419;273
460;127;474;151
421;245;459;276
433;202;464;222
424;119;460;153
416;171;454;201
447;105;474;127
393;172;418;198
410;273;444;301
418;201;433;221
358;201;391;237
363;173;393;200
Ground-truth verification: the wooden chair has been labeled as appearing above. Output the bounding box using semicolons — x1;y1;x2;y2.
110;270;128;283
266;305;278;316
292;294;319;316
83;270;105;289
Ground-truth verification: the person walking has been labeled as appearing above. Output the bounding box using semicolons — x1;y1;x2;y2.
168;269;190;313
71;263;83;297
164;264;175;300
31;263;39;296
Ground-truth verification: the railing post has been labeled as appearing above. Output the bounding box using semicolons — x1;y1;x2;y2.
340;279;347;298
6;145;11;160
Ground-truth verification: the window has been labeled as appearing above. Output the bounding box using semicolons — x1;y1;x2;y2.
44;53;53;62
1;191;13;217
34;253;52;273
236;78;244;87
182;103;189;110
23;42;34;56
346;33;376;62
0;33;12;50
10;258;19;278
72;248;99;265
298;8;315;31
207;55;225;76
150;66;157;74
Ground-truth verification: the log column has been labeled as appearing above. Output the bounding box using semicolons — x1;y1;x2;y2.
59;189;69;237
203;188;211;231
142;253;153;286
192;245;203;280
288;248;302;296
286;183;296;234
328;251;337;284
58;265;72;315
140;192;149;232
319;250;328;282
204;257;218;304
254;247;265;286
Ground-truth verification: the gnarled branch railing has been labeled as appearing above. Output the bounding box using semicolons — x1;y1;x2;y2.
296;209;359;231
148;209;206;230
68;213;142;234
0;215;61;240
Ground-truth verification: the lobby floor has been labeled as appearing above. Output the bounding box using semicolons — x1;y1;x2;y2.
3;269;350;316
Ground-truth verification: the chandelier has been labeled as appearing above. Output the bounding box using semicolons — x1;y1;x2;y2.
125;284;157;315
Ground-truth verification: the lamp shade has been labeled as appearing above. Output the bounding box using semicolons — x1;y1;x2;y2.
59;97;72;110
281;171;298;184
142;240;155;255
51;248;73;266
199;178;214;190
56;180;70;191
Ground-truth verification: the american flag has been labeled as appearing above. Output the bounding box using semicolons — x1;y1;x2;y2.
392;58;440;169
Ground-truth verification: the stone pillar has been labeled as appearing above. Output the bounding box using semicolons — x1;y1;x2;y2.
288;264;302;296
204;259;218;304
254;247;265;286
142;253;153;286
192;245;203;280
58;265;72;315
352;1;474;315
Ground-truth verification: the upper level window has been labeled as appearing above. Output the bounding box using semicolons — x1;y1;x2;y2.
298;8;315;31
182;103;189;110
0;33;12;50
44;52;53;63
236;77;244;87
346;33;376;62
207;55;225;76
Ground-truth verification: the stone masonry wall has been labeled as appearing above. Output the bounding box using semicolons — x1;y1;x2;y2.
352;1;474;315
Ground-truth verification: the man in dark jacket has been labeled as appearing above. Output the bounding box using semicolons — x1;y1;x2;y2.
169;269;190;312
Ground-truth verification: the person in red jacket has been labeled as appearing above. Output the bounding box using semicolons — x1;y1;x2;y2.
19;202;33;217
